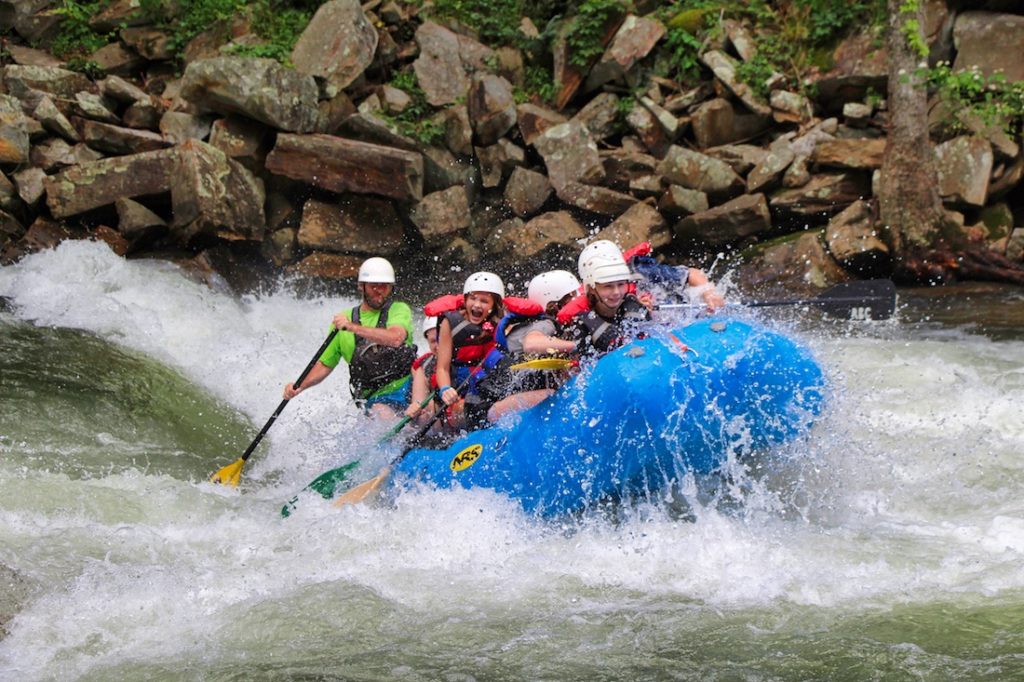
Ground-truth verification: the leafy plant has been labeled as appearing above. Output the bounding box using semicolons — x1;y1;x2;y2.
384;71;447;145
565;0;630;67
922;62;1024;137
51;0;117;58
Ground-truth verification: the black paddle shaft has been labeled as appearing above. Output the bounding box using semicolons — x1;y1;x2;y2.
657;279;897;321
239;328;339;463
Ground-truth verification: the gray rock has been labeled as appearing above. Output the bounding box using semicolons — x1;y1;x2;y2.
770;172;871;219
74;92;120;124
935;135;993;207
556;181;638;217
266;133;424;202
811;138;886;169
413;21;493;106
13;167;47;207
411;186;471;245
291;0;378;91
700;50;771;116
120;26;175;60
573;92;620;142
297;196;405;254
584;14;666;90
77;118;169;155
160;111;215;144
533;120;604;193
656;145;745;200
99;75;150;104
705;144;768;175
44;148;177;217
115;197;167;239
824;199;890;275
169;140;265;244
782;154;811;188
440;105;473;157
739;230;850;295
504;167;552;218
475;140;525;188
500;210;585;259
769;90;810;124
594;202;669;250
674;193;771;246
658;184;709;218
468;74;517;147
747;146;795;193
0;95;31;164
2;65;94;101
953;11;1024;82
180;57;319;133
517;103;567;146
31;96;78;142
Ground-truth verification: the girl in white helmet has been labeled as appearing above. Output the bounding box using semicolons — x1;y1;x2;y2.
467;270;582;426
430;272;506;420
561;243;653;357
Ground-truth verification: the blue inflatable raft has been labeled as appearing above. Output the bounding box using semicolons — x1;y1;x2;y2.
386;318;825;517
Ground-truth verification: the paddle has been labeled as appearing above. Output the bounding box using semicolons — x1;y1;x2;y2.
509;357;577;371
331;371;478;509
279;390;436;517
657;279;897;321
209;329;338;487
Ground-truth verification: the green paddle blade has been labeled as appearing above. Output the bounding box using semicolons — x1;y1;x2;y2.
280;460;360;517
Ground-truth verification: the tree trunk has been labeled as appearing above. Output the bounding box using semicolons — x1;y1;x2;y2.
877;0;1024;284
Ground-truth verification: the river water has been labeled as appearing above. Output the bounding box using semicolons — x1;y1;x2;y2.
1;241;1023;681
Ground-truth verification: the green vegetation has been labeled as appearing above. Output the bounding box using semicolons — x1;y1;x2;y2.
922;62;1024;138
384;71;447;145
50;0;117;58
564;0;630;67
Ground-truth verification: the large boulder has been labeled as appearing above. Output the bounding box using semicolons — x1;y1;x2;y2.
504;167;552;218
824;199;890;276
738;230;850;296
594;202;670;250
291;0;378;91
413;22;494;106
266;133;424;202
770;172;871;220
533;120;605;192
953;11;1024;82
0;95;31;164
584;14;666;91
467;74;517;147
674;193;772;246
410;186;472;246
169;140;266;244
656;145;745;200
498;210;585;259
180;57;319;133
935;135;993;207
44;148;177;217
297;196;405;254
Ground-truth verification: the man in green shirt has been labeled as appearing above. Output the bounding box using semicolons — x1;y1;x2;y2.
284;257;417;420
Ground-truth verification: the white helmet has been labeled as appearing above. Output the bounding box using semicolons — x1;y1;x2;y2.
463;271;505;298
577;239;623;274
422;316;438;337
528;270;581;308
580;254;634;287
358;257;395;284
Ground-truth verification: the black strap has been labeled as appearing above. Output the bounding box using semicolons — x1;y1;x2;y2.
352;301;392;330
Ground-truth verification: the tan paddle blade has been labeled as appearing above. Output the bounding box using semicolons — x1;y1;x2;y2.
332;466;393;508
209;458;245;487
509;357;574;371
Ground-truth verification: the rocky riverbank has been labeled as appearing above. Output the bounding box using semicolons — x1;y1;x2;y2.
1;0;1023;298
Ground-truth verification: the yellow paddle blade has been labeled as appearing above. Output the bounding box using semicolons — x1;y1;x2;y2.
332;466;392;508
509;357;575;371
209;458;245;487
